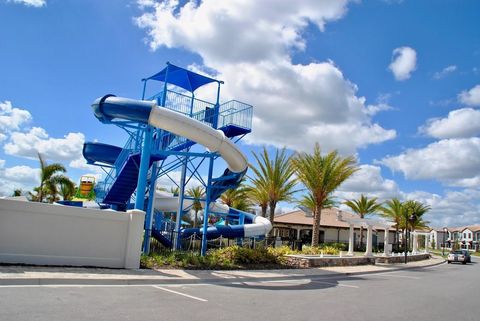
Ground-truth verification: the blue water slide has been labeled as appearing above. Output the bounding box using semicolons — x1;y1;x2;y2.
83;142;123;165
90;95;271;239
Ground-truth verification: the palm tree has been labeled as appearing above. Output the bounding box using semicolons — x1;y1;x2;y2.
12;189;22;197
170;186;180;196
291;143;358;246
298;193;337;214
344;194;383;250
186;185;205;228
58;178;76;201
403;200;430;231
380;198;404;251
249;147;297;236
246;184;269;217
220;184;252;212
37;153;67;203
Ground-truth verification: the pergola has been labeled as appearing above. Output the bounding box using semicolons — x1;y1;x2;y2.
336;210;396;257
410;231;431;254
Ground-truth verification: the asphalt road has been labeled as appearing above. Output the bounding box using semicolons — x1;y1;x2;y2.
0;258;478;321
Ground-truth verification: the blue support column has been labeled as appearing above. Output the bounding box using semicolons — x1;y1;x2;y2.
134;126;153;210
201;155;215;256
142;161;158;253
174;156;188;250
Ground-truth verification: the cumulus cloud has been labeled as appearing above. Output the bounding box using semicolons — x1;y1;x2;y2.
419;108;480;139
335;164;401;201
8;0;46;7
4;127;85;162
0;101;32;142
0;160;39;196
458;84;480;106
433;65;457;80
135;0;395;155
388;46;417;81
405;189;480;227
379;137;480;186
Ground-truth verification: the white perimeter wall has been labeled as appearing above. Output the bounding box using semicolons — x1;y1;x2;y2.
0;199;145;269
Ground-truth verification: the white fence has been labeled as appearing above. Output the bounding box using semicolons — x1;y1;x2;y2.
0;199;144;269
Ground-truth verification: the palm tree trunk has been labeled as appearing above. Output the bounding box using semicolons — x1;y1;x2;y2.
311;206;321;247
268;204;276;237
39;181;43;203
261;204;267;218
395;227;399;251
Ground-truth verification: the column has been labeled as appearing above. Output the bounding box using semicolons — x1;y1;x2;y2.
296;228;301;240
348;224;354;256
365;225;373;257
424;234;429;253
412;233;418;254
383;227;390;256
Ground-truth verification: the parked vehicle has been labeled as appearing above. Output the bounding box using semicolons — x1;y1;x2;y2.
447;250;471;264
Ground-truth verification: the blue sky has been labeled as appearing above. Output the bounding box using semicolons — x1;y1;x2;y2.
0;0;479;227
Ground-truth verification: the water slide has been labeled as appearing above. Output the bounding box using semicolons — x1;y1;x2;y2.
91;95;272;241
154;191;268;240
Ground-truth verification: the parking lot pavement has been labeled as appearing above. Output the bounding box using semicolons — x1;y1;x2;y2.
0;257;476;321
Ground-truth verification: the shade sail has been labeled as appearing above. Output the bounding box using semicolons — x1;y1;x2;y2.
147;63;218;92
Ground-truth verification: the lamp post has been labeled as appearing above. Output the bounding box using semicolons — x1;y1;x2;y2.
443;227;447;257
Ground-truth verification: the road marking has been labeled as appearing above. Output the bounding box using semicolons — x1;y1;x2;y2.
152;285;208;302
311;280;359;288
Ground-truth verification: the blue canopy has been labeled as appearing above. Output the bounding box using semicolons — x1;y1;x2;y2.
147;63;219;93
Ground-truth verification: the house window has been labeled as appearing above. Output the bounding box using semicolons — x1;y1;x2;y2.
469;233;472;239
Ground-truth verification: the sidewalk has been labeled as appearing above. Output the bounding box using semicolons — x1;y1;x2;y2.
0;255;445;286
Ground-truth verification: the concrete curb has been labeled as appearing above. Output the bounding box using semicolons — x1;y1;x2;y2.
0;258;446;286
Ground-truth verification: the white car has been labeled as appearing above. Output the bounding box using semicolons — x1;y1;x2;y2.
447;250;471;264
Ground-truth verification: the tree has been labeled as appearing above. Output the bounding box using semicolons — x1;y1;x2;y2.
380;198;404;251
297;193;337;214
12;189;22;197
58;178;76;201
246;184;269;217
291;143;358;246
220;183;252;212
186;185;205;228
344;194;382;250
403;200;430;231
249;147;297;236
37;153;67;203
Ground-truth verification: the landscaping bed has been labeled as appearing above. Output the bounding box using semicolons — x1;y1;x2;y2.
141;244;345;270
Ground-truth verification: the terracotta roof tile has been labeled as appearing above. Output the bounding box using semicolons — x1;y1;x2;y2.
274;208;394;230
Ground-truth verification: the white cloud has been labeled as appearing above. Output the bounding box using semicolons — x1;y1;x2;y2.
136;0;352;65
458;84;480;106
8;0;46;7
4;127;85;162
136;0;395;155
0;160;39;196
335;164;401;201
433;65;457;80
379;137;480;186
388;46;417;81
0;101;32;142
419;108;480;139
404;189;480;227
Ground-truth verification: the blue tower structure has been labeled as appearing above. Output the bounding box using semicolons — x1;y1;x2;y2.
83;63;270;255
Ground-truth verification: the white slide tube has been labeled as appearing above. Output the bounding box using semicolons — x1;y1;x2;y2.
148;106;247;173
153;191;272;237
